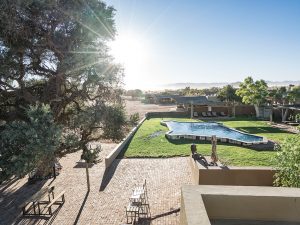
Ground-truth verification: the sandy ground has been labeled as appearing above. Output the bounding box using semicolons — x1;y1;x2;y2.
124;100;177;118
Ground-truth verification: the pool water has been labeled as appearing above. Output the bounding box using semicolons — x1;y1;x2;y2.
164;121;264;143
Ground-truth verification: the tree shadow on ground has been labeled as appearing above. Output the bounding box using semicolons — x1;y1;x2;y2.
167;139;276;152
73;191;89;225
99;159;121;191
137;208;180;225
0;177;18;193
0;179;47;225
14;204;63;225
73;162;94;168
234;126;292;134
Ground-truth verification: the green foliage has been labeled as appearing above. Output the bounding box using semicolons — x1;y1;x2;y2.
268;85;300;105
0;105;61;181
129;113;140;126
102;105;126;141
81;145;101;164
287;86;300;104
0;0;126;181
274;134;300;187
268;87;288;105
217;85;241;103
181;86;203;96
236;77;268;106
180;86;220;96
295;113;300;122
126;89;143;99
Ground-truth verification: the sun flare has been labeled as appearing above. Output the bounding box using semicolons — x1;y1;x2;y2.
109;33;148;67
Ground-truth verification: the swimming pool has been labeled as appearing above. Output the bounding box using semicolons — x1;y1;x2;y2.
161;121;267;145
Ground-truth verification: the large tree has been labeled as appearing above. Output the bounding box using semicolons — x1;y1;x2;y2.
236;77;268;117
268;87;288;105
217;85;241;103
0;0;126;181
287;85;300;104
217;85;241;116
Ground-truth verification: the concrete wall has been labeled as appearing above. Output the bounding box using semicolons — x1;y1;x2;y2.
235;105;256;116
204;194;300;222
180;185;300;225
146;105;255;118
193;105;255;117
104;117;146;169
146;111;189;118
190;157;275;186
180;187;211;225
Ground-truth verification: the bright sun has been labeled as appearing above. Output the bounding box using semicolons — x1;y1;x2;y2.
109;33;148;68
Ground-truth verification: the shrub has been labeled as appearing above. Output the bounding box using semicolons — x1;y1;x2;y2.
0;104;61;181
129;113;140;126
274;134;300;187
295;113;300;122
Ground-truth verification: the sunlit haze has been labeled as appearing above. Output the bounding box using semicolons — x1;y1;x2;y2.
109;32;151;89
107;0;300;90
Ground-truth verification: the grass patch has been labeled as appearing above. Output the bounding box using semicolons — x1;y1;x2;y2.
122;117;296;166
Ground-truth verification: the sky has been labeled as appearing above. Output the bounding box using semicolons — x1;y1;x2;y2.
105;0;300;90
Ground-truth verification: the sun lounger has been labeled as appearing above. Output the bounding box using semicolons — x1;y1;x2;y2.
206;112;212;117
220;112;227;116
201;112;207;117
212;112;217;117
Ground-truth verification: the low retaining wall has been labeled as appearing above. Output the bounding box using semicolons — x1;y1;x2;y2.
146;111;189;118
105;117;146;169
190;157;275;186
180;185;300;225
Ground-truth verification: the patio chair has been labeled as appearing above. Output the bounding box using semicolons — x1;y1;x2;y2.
206;112;212;117
131;179;150;218
201;112;207;117
132;179;147;201
125;203;140;224
212;112;217;117
220;112;227;116
193;112;199;117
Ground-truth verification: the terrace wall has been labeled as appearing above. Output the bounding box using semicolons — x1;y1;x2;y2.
180;185;300;225
193;105;256;116
190;157;275;186
234;105;256;116
146;111;189;118
104;117;146;169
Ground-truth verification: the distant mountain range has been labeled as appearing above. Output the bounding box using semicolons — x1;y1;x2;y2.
161;80;300;89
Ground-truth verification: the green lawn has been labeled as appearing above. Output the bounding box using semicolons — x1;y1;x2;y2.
121;117;296;166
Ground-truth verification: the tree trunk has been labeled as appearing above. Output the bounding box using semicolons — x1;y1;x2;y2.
254;105;260;118
232;101;236;117
86;162;90;191
190;102;194;118
270;106;273;122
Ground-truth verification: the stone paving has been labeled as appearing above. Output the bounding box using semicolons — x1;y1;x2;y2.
0;143;192;225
